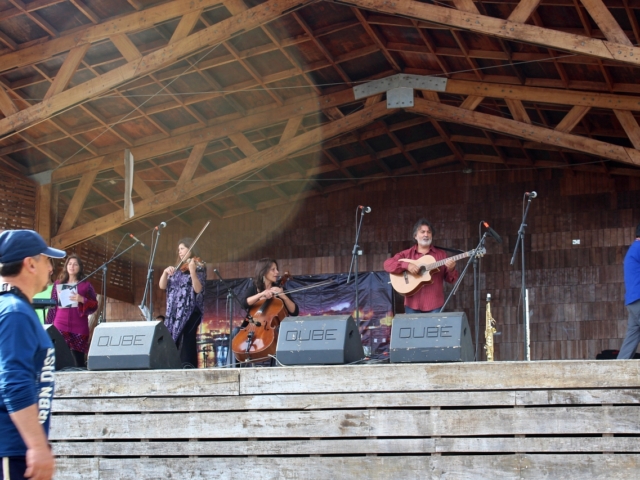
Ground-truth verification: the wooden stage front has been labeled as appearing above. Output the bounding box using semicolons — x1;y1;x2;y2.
52;360;640;479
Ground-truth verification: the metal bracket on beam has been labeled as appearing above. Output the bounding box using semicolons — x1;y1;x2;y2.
353;74;447;109
387;87;414;108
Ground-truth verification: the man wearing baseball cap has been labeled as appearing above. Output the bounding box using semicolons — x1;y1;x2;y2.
0;230;65;480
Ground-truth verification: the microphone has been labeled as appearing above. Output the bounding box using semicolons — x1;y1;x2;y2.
155;221;167;230
129;233;150;250
525;191;537;199
482;221;503;244
359;205;372;213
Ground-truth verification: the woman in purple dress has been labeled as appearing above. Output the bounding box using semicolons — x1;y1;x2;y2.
46;254;98;367
159;237;206;367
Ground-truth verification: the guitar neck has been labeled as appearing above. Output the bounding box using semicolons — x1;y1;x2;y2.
426;249;476;270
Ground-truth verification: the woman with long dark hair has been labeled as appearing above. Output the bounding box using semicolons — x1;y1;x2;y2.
159;237;206;367
46;254;98;367
241;258;298;316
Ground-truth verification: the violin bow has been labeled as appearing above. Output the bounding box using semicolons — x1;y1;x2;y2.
272;278;335;297
174;220;211;270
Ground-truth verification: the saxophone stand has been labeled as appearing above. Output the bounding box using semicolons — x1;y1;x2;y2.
139;226;162;321
441;232;488;361
510;194;535;361
346;206;370;355
78;240;143;324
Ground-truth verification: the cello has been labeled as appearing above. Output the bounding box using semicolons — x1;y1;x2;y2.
232;273;291;363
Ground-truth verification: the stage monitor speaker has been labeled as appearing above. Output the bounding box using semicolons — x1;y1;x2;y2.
276;315;364;365
87;321;181;371
43;324;77;370
390;312;473;363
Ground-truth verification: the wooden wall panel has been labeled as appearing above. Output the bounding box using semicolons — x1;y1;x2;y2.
102;167;640;360
0;167;36;231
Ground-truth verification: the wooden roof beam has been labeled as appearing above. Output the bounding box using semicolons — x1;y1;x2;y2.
409;97;640;166
0;0;224;74
580;0;633;46
0;0;311;138
51;89;356;183
350;0;640;67
614;110;640;150
508;0;542;23
57;170;98;234
43;45;90;101
443;79;640;111
50;100;391;249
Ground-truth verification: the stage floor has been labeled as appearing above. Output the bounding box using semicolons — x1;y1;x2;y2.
51;360;640;479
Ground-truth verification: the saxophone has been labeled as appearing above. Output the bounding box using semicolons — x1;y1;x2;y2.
484;293;497;361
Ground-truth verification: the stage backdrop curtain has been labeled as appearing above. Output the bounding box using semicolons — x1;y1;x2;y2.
199;272;393;366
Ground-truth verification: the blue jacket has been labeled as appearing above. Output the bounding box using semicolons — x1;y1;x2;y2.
625;240;640;306
0;290;55;456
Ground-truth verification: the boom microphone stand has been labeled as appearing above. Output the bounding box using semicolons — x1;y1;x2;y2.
78;240;142;324
347;205;371;323
441;232;488;360
139;224;164;321
346;206;372;356
213;269;246;367
510;191;537;361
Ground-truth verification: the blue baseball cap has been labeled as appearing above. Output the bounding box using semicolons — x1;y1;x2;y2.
0;230;66;264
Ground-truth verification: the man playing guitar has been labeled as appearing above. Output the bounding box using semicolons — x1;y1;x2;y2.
384;218;459;313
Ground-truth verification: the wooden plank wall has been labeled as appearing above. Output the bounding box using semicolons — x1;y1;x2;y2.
0;166;36;231
50;360;640;479
118;167;640;361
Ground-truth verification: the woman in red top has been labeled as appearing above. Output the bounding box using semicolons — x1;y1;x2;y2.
46;254;98;367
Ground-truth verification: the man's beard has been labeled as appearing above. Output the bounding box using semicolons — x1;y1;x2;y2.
418;238;432;247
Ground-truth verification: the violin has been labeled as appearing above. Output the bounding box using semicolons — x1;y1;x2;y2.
179;256;205;273
232;273;291;363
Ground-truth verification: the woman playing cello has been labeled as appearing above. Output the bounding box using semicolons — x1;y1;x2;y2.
233;258;298;363
241;258;298;317
159;237;206;368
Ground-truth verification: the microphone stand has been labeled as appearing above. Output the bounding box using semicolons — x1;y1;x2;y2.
213;269;246;367
78;241;142;324
510;196;534;361
347;207;367;325
140;228;161;321
441;233;488;361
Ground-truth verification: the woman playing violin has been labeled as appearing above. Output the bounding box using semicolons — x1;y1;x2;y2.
241;258;298;316
159;237;206;367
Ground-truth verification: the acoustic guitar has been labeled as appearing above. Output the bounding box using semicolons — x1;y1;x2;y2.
389;247;486;296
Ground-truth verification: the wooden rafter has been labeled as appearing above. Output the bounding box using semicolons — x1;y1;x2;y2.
57;170;99;234
0;0;223;74
50;100;391;249
614;110;640;150
51;89;356;183
0;0;313;138
43;45;90;101
579;0;633;46
351;0;640;66
409;97;640;166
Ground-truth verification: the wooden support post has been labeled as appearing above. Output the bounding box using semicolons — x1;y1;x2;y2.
35;183;52;243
